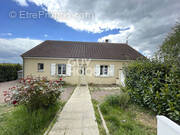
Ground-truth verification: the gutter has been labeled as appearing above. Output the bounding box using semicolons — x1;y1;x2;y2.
22;56;133;62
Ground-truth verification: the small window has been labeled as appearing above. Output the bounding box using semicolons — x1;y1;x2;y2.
38;63;44;71
58;64;66;75
100;65;108;75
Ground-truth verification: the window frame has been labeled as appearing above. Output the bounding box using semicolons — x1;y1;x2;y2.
100;65;108;76
58;64;66;75
38;63;44;72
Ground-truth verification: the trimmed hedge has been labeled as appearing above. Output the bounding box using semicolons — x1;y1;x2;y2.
0;63;22;82
125;60;180;123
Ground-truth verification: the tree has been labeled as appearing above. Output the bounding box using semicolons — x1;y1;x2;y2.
158;23;180;67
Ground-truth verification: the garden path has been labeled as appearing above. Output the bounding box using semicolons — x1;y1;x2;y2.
48;85;99;135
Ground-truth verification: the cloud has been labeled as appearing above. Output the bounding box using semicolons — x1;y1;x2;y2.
13;0;28;6
44;34;48;37
0;33;13;36
0;38;42;63
13;0;180;57
98;26;134;43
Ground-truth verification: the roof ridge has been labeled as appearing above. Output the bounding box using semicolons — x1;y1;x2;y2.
45;40;128;45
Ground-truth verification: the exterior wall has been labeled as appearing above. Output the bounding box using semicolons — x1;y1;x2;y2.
23;57;130;85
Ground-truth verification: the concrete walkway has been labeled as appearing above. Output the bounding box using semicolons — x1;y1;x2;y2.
48;86;99;135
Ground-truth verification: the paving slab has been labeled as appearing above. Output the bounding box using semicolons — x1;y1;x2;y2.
48;86;99;135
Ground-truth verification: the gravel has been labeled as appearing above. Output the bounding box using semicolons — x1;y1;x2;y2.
0;80;19;104
60;86;75;102
91;89;121;102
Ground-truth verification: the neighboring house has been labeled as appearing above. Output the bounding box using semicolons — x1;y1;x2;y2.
21;40;144;85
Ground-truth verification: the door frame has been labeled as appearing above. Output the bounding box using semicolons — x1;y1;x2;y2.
79;64;86;76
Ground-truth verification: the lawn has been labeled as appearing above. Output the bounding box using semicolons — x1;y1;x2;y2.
90;87;157;135
100;101;157;135
0;102;63;135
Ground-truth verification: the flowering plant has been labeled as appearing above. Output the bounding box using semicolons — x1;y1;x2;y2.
4;77;63;111
57;75;65;85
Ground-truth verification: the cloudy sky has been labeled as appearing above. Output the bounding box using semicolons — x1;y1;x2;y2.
0;0;179;63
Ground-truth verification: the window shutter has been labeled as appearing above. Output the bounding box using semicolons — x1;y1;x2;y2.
120;70;125;86
95;65;100;76
51;63;56;76
109;65;114;76
66;64;71;76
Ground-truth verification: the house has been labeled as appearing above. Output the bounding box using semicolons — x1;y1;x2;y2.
21;40;143;85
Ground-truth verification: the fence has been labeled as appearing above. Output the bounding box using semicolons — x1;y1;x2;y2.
157;115;180;135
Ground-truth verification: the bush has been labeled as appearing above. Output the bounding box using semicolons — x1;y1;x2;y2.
0;63;22;82
124;59;180;123
105;93;130;108
4;77;62;111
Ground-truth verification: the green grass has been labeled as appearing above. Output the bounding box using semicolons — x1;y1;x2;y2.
100;102;156;135
0;104;13;115
91;99;106;135
0;102;63;135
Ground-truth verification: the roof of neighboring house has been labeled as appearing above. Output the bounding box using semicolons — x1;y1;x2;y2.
21;40;144;60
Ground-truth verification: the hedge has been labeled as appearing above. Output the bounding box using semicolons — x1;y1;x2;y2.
124;60;180;124
0;63;22;82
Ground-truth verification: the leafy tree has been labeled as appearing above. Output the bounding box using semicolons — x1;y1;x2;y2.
158;23;180;67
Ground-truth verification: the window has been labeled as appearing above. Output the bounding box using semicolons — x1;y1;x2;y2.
58;64;66;75
38;63;44;71
100;65;108;75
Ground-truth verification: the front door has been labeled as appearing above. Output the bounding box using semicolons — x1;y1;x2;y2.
80;65;86;75
79;64;87;85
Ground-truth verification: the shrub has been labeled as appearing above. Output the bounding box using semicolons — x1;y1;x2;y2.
105;93;130;108
4;77;63;111
124;59;180;123
0;63;22;82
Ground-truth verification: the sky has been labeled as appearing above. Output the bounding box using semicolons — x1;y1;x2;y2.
0;0;179;63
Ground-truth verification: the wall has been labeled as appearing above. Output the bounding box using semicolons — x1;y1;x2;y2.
157;115;180;135
23;57;130;84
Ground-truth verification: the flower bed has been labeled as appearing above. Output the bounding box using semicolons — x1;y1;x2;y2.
4;77;63;111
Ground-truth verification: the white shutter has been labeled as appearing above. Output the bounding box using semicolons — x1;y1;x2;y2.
109;65;114;76
51;63;56;76
120;70;125;86
66;64;71;76
95;65;100;76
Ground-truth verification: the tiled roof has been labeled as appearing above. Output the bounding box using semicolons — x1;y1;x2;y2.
21;40;144;60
